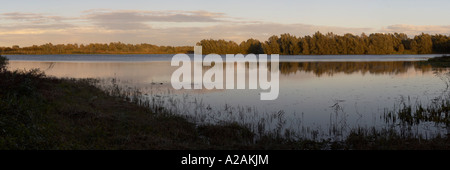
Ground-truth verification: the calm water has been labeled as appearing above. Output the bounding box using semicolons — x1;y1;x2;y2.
5;54;449;139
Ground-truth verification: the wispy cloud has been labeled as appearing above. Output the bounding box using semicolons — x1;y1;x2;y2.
83;10;228;30
380;24;450;35
0;12;77;32
1;12;65;22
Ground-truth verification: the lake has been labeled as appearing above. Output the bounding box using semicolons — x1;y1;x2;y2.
5;54;449;140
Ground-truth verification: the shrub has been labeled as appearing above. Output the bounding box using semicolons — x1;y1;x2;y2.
0;55;8;71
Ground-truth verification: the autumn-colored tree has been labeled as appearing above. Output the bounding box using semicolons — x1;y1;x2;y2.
1;33;449;55
415;33;433;54
239;39;264;54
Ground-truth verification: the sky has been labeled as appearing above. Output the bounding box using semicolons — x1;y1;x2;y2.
0;0;449;47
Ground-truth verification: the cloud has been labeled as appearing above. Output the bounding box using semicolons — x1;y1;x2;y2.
0;23;73;31
380;24;450;35
84;10;228;30
0;12;76;32
1;12;65;22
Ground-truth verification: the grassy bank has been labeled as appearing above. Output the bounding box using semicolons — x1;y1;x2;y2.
1;55;450;149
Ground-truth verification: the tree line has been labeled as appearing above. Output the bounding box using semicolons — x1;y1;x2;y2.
0;42;193;54
197;32;450;55
1;32;449;55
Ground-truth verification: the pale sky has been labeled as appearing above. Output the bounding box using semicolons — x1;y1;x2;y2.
1;0;449;46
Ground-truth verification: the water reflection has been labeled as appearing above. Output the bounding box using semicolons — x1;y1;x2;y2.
8;60;442;79
279;61;435;76
7;60;450;139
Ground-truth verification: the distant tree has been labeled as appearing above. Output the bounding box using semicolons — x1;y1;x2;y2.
432;34;450;53
397;44;405;54
239;38;264;54
410;40;418;53
298;37;310;55
278;33;300;55
197;39;240;54
264;35;280;54
415;33;433;54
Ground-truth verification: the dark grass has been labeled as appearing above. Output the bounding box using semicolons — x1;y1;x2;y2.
427;55;450;62
344;127;450;150
1;55;450;149
423;55;450;67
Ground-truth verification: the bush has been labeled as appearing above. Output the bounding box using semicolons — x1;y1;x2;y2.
0;55;8;71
